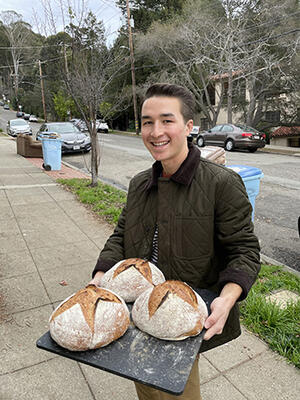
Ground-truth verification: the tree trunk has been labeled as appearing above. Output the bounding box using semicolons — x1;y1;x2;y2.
227;69;233;124
90;128;99;187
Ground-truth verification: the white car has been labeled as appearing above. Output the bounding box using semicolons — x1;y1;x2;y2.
96;120;109;133
7;119;32;136
29;115;38;122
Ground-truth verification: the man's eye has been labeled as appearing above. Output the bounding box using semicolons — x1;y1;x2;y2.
163;120;172;124
143;121;152;125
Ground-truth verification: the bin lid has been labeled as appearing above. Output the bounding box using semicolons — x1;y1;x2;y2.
227;165;263;178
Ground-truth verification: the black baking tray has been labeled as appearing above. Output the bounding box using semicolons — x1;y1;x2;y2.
36;288;216;396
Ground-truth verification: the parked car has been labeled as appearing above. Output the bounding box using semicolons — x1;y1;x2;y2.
23;113;30;120
0;100;4;106
16;111;24;117
75;119;109;133
37;122;91;153
7;119;32;137
96;120;109;133
74;119;88;132
190;125;200;138
196;124;266;152
3;104;10;110
29;115;38;122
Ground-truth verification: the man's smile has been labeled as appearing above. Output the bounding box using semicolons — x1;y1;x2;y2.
151;140;170;147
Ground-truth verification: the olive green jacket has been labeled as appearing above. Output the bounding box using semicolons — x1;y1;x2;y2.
93;143;261;352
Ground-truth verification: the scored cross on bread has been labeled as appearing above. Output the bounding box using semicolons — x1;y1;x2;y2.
113;258;153;284
50;285;121;334
148;280;198;318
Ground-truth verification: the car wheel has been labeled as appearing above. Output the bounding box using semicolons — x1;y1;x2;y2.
248;148;257;153
225;139;234;151
197;136;205;147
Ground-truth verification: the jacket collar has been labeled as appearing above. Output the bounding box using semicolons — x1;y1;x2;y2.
145;142;201;190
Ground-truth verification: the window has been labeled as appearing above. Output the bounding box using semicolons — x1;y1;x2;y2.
221;125;234;132
200;118;209;130
265;111;281;123
210;125;223;132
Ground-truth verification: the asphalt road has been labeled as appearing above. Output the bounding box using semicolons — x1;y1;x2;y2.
1;110;299;272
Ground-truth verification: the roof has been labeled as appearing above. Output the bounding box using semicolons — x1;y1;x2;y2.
271;126;300;138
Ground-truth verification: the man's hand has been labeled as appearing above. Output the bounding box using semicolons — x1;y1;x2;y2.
88;271;104;287
204;283;242;341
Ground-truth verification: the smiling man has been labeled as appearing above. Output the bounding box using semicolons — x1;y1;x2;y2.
90;83;261;400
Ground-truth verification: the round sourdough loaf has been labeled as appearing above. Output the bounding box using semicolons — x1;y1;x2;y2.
132;280;208;341
49;285;130;351
100;258;165;302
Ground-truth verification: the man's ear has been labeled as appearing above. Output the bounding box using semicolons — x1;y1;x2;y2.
185;120;194;136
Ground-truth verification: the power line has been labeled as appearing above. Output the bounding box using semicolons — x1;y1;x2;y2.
240;29;300;47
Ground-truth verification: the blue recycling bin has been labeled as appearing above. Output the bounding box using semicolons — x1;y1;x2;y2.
227;165;264;221
41;133;62;171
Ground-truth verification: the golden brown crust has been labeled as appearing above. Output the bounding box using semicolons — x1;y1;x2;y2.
148;280;198;318
112;258;153;284
50;285;121;333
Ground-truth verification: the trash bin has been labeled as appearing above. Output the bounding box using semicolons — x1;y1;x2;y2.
227;165;264;221
41;133;62;171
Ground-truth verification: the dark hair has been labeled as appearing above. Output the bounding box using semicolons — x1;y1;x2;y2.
141;83;195;122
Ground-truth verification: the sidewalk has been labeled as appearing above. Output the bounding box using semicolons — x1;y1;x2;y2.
0;135;299;400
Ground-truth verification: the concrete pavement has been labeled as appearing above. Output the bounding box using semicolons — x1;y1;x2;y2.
0;134;299;400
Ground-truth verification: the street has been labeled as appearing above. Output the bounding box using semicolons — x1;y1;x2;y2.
1;109;299;272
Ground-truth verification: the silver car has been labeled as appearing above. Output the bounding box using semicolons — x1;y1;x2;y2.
7;119;32;137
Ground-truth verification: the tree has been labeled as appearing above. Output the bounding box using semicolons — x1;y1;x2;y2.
0;11;33;106
64;10;128;185
117;0;186;32
53;90;76;121
135;0;299;128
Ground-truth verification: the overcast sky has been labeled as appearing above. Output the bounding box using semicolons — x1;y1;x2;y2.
0;0;124;45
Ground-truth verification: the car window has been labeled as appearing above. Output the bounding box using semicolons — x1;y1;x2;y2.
236;125;259;133
47;123;79;133
210;125;223;132
221;125;234;132
11;120;28;126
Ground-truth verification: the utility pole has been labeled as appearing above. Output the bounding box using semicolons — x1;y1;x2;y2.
38;60;47;122
126;0;139;135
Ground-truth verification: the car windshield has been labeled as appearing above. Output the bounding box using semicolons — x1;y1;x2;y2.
46;123;79;133
11;120;28;126
236;125;260;133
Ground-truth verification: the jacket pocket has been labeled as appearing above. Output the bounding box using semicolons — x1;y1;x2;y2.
172;216;213;259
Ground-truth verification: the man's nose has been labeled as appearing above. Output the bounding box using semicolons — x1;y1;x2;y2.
151;121;163;137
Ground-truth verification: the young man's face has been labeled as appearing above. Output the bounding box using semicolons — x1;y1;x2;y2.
141;96;193;174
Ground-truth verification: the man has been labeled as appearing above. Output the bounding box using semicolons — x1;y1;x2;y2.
90;83;260;399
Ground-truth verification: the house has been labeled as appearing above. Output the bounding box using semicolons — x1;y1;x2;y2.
270;126;300;147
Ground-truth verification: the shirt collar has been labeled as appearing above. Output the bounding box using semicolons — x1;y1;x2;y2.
145;142;201;190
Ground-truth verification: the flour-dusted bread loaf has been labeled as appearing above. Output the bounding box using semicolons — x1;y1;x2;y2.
101;258;165;302
132;280;208;341
49;285;130;351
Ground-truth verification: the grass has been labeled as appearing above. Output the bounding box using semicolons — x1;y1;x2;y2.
240;264;300;368
57;177;300;368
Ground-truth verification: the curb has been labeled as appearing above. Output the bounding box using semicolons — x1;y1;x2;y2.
260;253;300;277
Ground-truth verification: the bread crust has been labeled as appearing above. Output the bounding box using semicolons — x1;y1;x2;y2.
101;258;165;302
132;281;208;341
49;285;130;351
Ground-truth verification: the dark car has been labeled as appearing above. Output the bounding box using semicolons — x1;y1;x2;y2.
196;124;266;152
16;111;24;117
37;122;91;153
